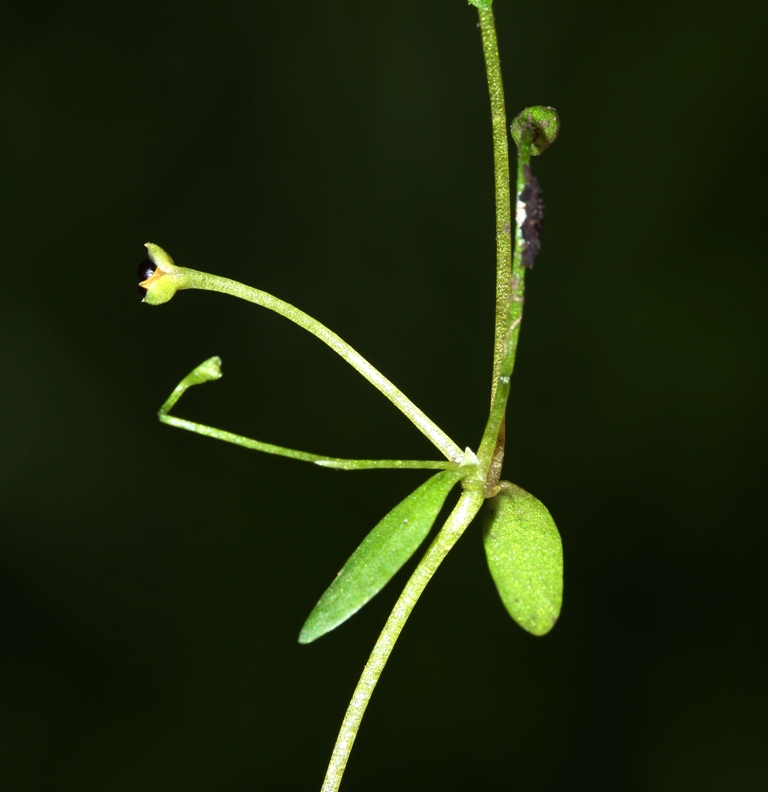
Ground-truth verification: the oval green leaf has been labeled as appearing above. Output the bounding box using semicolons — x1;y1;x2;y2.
299;469;462;644
482;481;563;636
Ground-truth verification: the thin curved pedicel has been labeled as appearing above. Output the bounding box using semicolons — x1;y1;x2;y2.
139;243;464;464
157;357;461;472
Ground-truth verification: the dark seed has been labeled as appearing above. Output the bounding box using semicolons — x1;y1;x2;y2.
138;259;156;281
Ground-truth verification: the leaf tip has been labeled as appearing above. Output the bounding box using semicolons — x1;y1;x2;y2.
297;624;317;645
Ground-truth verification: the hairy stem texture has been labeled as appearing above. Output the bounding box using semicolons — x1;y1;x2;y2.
479;7;513;400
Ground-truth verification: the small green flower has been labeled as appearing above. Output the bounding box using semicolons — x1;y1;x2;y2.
138;243;183;305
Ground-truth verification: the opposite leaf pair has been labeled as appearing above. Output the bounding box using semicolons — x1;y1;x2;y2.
300;467;563;643
152;351;563;642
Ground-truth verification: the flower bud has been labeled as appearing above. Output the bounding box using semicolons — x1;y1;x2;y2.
510;106;560;155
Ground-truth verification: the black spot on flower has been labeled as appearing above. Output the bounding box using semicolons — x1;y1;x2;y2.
138;259;157;299
138;260;156;281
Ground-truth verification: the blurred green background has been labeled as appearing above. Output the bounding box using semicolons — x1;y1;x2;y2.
2;0;767;789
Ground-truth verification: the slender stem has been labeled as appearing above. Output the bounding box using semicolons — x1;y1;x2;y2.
320;488;485;792
157;357;456;470
479;8;513;402
159;414;457;470
319;10;531;788
157;356;457;470
477;9;534;489
478;7;516;490
177;268;465;464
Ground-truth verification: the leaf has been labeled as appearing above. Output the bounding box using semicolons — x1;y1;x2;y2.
468;0;493;9
482;481;563;636
299;469;462;643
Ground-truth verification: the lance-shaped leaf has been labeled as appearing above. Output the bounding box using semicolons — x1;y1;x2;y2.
482;481;563;636
299;469;462;643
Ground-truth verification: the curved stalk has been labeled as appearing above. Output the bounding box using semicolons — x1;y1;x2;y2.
157;356;458;471
160;414;457;471
163;266;464;463
320;488;485;792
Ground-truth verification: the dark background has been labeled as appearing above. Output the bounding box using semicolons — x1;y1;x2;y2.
2;0;766;789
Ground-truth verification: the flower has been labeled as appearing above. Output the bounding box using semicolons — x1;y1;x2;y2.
137;243;183;305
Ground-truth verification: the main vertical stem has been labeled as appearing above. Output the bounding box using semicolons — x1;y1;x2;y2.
478;8;515;489
320;490;484;792
319;8;514;789
479;8;513;401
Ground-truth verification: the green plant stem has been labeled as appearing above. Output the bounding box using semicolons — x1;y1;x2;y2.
320;488;485;792
477;8;532;490
159;414;457;471
479;7;513;400
320;9;528;787
478;7;512;491
177;268;464;464
156;357;458;470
